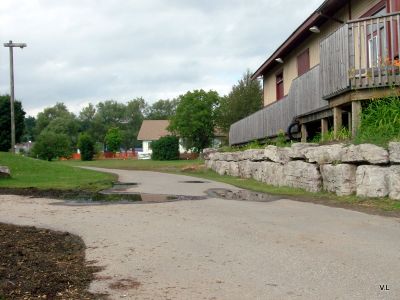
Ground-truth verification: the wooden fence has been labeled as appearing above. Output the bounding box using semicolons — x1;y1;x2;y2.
229;66;326;145
320;24;350;99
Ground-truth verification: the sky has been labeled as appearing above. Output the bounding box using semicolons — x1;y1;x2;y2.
0;0;322;117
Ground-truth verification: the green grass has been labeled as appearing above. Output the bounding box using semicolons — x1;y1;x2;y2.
0;152;115;191
60;159;204;172
62;159;400;213
355;94;400;147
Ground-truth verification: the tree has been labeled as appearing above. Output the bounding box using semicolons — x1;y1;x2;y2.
104;127;122;153
35;103;72;135
0;95;26;151
35;103;79;148
169;89;219;152
145;99;179;120
32;131;72;161
77;133;95;161
215;70;263;132
22;116;36;142
122;98;146;149
78;103;96;132
151;136;179;160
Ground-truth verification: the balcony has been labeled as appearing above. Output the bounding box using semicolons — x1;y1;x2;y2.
229;12;400;145
321;12;400;99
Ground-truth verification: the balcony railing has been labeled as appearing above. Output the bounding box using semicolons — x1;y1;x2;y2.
322;12;400;99
229;65;326;145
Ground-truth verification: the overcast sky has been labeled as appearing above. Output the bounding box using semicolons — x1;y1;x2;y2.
0;0;321;117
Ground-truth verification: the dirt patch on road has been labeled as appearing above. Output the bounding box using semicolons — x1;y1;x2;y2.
0;223;104;300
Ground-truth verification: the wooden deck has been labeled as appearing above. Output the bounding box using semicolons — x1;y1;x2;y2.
229;12;400;145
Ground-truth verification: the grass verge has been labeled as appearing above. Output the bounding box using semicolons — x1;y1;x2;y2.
0;152;115;192
62;159;400;216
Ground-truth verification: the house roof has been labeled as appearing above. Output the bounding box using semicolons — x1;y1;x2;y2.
251;0;348;79
137;120;171;141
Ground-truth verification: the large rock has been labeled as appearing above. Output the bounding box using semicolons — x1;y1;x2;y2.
356;166;390;198
223;152;239;162
389;142;400;164
211;152;224;161
388;166;400;200
215;161;230;176
204;159;214;170
303;144;345;165
0;166;11;178
341;144;389;165
264;145;291;164
238;160;257;179
289;143;319;160
320;164;357;196
226;161;240;177
284;161;322;192
251;162;264;182
260;162;286;186
201;148;218;160
241;149;265;161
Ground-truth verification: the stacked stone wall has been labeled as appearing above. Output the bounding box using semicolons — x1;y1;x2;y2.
204;142;400;200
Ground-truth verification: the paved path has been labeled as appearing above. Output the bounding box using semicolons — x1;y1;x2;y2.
0;169;400;299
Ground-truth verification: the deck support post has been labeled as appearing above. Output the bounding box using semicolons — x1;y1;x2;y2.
321;118;328;142
351;100;362;137
301;123;308;143
333;107;342;139
347;112;352;133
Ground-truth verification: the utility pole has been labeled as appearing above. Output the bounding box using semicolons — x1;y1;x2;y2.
4;40;27;153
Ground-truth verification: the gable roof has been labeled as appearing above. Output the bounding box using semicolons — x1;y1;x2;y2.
137;120;171;141
252;0;348;79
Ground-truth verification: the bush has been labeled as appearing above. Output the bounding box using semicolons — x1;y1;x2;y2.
151;136;180;160
104;127;122;153
355;95;400;146
32;131;72;161
77;133;95;161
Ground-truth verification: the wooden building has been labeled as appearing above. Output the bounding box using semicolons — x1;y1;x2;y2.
229;0;400;145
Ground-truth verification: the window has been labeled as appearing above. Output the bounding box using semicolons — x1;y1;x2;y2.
368;35;379;67
276;72;284;100
297;49;310;76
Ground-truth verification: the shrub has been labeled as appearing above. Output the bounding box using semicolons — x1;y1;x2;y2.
151;136;180;160
104;127;122;153
77;133;95;161
32;131;72;161
355;95;400;146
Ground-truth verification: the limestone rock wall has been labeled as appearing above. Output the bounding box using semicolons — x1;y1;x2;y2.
204;142;400;200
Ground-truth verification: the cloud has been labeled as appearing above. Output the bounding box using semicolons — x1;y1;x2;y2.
0;0;321;116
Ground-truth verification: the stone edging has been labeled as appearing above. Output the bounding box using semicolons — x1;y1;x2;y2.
203;142;400;200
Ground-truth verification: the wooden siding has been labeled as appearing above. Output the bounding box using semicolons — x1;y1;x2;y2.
229;66;326;145
320;25;350;98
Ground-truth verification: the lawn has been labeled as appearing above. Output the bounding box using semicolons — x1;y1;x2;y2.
62;158;204;172
63;158;400;214
0;152;115;191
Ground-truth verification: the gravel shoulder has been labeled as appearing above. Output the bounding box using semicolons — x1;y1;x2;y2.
0;170;399;299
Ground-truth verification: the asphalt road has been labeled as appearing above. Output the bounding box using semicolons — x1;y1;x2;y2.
0;168;399;299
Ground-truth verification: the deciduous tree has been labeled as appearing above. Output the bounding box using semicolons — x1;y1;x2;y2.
0;95;26;151
216;70;263;132
169;90;219;152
